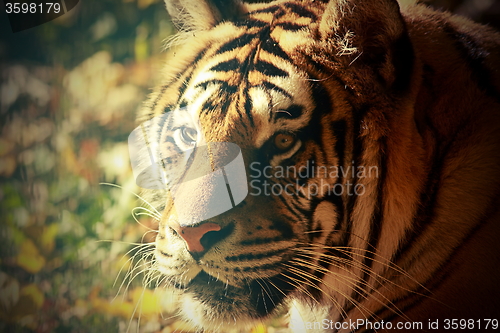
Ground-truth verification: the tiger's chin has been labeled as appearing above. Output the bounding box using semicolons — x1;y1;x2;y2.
173;271;293;330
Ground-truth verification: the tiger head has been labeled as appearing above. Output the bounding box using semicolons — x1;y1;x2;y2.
135;0;500;331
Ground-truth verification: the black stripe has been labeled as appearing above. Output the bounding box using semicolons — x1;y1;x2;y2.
210;58;241;72
240;235;289;246
343;108;365;247
275;104;304;120
392;114;488;268
195;79;238;95
357;139;386;297
308;184;351;296
306;223;347;301
175;52;206;105
254;60;289;77
364;258;453;332
321;119;348;251
201;99;217;113
190;47;209;65
322;119;349;261
251;267;299;316
195;80;238;116
210;0;242;22
270;218;295;239
300;81;349;297
379;197;500;328
233;91;249;132
303;53;331;74
443;23;500;102
150;85;169;113
233;18;268;28
220;93;235;114
261;87;274;122
391;32;414;93
326;190;344;239
177;77;191;103
243;87;255;127
152;62;197;112
285;104;305;119
277;22;306;31
216;32;258;55
331;120;347;171
261;35;291;61
274;187;308;220
392;114;441;263
178;100;188;109
283;2;317;20
248;261;297;273
201;94;233;115
339;105;369;317
161;104;176;115
225;248;288;262
260;81;292;99
163;136;175;145
248;5;281;15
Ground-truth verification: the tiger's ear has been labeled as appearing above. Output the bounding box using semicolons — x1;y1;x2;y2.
164;0;246;31
319;0;414;91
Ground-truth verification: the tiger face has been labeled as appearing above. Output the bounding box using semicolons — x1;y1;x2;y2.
149;10;336;327
137;0;500;331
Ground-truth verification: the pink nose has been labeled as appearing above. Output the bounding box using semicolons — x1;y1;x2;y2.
171;222;221;253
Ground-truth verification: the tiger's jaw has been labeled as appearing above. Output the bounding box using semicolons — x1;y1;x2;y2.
172;271;297;330
155;253;295;330
154;217;301;329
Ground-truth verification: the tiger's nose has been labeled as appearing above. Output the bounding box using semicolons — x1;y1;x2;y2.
171;222;221;253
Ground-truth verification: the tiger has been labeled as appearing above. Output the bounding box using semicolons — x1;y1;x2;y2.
135;0;500;332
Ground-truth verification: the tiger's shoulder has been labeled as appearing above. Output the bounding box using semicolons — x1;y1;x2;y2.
386;1;500;324
401;2;500;103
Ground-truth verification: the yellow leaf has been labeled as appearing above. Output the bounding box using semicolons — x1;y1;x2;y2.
73;299;89;318
20;284;44;309
92;295;135;319
107;299;135;318
0;272;19;310
130;287;160;317
60;145;78;174
88;286;101;301
75;298;87;308
91;297;111;314
0;284;45;323
40;223;58;253
113;254;131;274
17;239;46;273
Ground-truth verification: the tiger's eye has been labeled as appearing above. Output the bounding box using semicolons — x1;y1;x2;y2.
274;133;296;151
180;127;197;144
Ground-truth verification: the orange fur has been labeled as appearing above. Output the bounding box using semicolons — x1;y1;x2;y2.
139;0;500;331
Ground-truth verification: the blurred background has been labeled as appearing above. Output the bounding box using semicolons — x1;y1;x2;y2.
0;0;498;332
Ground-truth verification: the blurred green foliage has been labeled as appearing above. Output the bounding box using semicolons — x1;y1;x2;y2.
1;0;174;67
1;1;180;332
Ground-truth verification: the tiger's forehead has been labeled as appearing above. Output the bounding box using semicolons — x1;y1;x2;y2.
174;4;319;148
